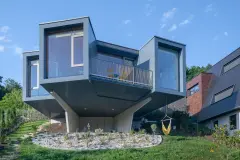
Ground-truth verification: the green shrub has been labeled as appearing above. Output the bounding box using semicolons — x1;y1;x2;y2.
138;129;146;134
212;125;240;148
151;124;157;135
130;129;135;135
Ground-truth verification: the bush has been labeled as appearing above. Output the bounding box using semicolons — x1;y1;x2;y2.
212;125;240;148
151;124;157;135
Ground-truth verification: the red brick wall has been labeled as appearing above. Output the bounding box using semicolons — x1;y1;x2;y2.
186;73;212;115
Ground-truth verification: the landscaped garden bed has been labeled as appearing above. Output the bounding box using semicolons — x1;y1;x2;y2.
32;132;162;150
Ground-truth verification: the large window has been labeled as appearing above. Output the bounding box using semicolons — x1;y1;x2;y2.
29;60;49;97
223;56;240;73
158;46;179;90
214;86;234;103
47;30;84;78
30;60;39;90
229;114;237;130
188;84;199;96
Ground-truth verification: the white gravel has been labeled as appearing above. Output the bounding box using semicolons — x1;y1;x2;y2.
32;132;162;151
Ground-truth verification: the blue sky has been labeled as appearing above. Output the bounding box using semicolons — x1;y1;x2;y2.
0;0;240;84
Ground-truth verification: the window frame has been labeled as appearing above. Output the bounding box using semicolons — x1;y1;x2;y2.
213;120;218;128
31;60;39;90
229;114;237;130
157;46;180;91
212;85;234;104
188;83;200;96
222;55;240;74
71;32;84;67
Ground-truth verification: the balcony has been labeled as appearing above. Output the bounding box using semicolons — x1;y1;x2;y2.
90;58;153;88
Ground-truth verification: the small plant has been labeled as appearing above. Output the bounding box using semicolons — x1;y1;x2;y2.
151;124;157;135
87;123;90;131
130;129;135;135
31;125;38;131
95;128;103;136
139;129;146;134
63;134;69;141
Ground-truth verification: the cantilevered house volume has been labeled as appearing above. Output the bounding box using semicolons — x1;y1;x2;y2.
22;17;186;133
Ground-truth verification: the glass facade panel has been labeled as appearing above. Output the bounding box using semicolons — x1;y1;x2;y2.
29;60;49;97
158;47;179;90
73;36;84;65
96;53;124;64
30;61;38;89
46;31;84;78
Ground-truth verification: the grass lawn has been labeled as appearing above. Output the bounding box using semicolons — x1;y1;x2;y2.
7;120;48;141
20;135;240;160
2;120;240;160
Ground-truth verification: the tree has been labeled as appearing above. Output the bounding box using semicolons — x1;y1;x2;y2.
4;78;22;93
0;76;5;100
186;64;212;82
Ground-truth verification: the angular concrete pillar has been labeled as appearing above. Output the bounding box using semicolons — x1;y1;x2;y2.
50;91;80;133
113;97;152;132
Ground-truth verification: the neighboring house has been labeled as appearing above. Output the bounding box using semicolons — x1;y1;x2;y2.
198;48;240;135
170;47;240;135
22;17;186;133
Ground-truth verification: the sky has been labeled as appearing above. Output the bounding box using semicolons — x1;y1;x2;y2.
0;0;240;84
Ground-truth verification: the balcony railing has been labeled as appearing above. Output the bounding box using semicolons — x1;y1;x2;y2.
90;58;153;88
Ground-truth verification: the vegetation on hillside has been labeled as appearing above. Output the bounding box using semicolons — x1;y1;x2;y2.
186;64;212;82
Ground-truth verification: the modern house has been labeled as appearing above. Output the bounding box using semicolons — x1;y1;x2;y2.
22;17;186;133
168;47;240;135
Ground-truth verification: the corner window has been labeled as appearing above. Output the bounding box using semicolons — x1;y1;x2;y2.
229;114;237;130
188;84;199;96
213;120;218;128
223;56;240;73
157;46;179;91
30;60;39;90
214;86;234;103
46;29;84;78
71;32;84;67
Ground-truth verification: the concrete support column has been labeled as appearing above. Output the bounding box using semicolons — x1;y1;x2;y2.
113;97;152;132
50;91;80;133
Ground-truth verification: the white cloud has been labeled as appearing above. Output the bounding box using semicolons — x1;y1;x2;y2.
15;47;23;55
0;45;4;52
205;4;213;13
0;26;10;33
160;23;166;29
224;32;228;36
204;4;218;16
179;15;194;26
162;8;177;22
122;19;131;25
168;24;177;32
0;35;11;42
145;3;156;16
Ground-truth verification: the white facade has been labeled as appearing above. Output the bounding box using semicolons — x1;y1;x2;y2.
205;111;240;135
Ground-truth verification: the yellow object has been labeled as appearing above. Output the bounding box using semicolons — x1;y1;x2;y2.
162;121;171;135
210;148;214;152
